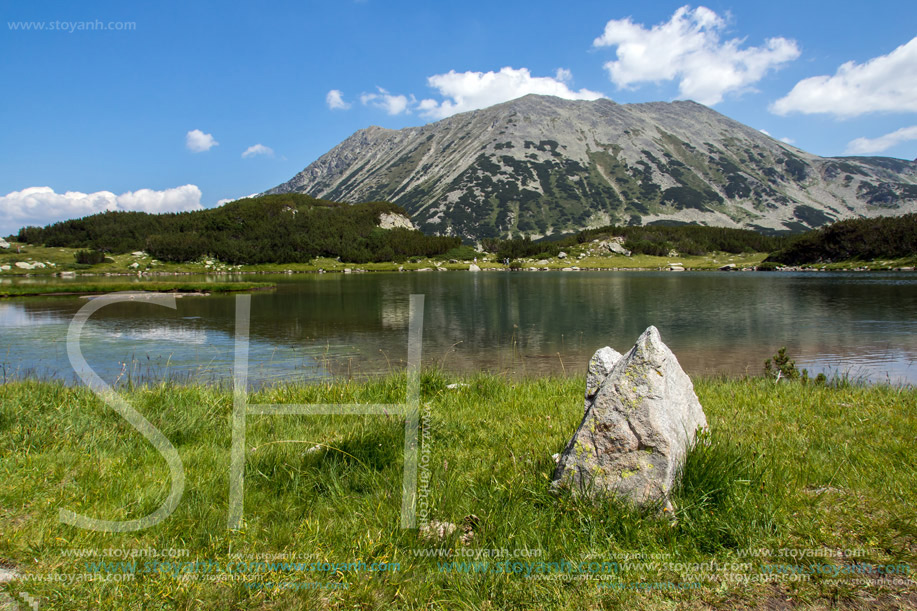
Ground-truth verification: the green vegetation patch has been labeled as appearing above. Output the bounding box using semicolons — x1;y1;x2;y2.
0;281;274;298
767;213;917;265
16;194;460;265
570;223;788;257
0;373;913;609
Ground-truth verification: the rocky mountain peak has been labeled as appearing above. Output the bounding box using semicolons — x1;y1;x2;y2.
268;95;917;241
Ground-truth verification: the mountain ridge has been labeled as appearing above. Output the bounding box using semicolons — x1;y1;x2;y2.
267;94;917;241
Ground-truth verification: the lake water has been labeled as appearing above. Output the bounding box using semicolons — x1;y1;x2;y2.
1;271;915;387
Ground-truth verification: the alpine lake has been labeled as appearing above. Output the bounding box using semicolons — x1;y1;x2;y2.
1;269;915;387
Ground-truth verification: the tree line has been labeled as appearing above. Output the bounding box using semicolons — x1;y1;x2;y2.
17;194;461;264
481;223;790;259
570;223;790;256
765;213;917;264
485;215;916;263
15;193;916;265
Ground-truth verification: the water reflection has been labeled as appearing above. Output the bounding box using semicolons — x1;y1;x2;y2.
0;271;915;386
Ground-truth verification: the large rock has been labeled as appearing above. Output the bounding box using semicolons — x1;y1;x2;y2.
0;238;9;249
604;239;631;256
378;212;415;230
553;326;707;509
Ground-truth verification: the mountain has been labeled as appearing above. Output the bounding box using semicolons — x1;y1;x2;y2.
268;94;917;241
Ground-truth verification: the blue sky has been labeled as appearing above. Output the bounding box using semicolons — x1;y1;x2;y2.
1;0;915;234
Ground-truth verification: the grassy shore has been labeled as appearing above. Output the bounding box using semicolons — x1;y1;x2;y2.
0;241;772;276
0;373;914;610
0;281;275;298
4;241;916;278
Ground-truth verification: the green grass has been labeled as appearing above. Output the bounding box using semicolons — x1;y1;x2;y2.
797;256;917;271
0;373;914;609
0;281;275;297
6;241;915;277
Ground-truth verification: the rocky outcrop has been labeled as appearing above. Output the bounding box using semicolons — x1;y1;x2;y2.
0;238;9;249
553;326;707;509
604;240;631;256
378;212;415;230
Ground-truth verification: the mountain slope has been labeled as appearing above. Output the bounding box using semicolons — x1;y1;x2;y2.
268;95;917;240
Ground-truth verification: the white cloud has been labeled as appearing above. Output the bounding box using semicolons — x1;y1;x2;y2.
326;89;351;110
360;87;413;115
593;5;799;106
0;185;202;235
418;66;604;119
845;125;917;155
216;193;258;206
759;129;771;136
772;37;917;117
241;144;274;158
185;129;218;152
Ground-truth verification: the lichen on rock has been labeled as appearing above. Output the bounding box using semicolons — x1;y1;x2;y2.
553;326;707;509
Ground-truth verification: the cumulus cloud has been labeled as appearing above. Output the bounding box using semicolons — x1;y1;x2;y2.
216;193;259;206
360;87;413;115
0;185;202;235
772;37;917;117
593;5;799;106
326;89;351;110
418;66;604;119
845;126;917;155
186;129;218;152
241;143;274;158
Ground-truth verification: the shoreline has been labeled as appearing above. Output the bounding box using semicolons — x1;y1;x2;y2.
0;281;275;298
3;243;915;278
3;368;911;390
3;264;915;280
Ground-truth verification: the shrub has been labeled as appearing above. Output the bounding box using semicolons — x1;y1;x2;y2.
74;250;105;265
764;347;799;380
440;246;479;261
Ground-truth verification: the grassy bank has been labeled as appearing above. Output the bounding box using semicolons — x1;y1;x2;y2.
793;256;917;271
6;241;916;277
0;373;914;610
1;241;771;277
0;281;275;298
